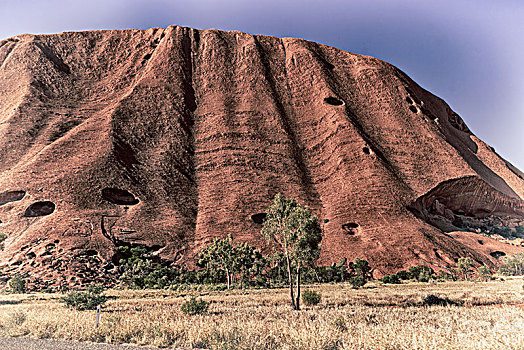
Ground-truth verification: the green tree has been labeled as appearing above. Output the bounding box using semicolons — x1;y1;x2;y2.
197;234;237;289
352;258;372;281
498;253;524;276
7;274;26;294
478;264;491;281
261;193;322;310
457;257;474;280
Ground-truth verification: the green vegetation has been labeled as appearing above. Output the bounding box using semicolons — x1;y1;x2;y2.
301;289;321;306
60;284;107;311
457;257;474;280
261;193;322;310
349;276;367;289
498;253;524;276
0;233;6;251
380;274;401;284
181;297;209;315
478;264;492;281
197;234;264;289
7;274;25;294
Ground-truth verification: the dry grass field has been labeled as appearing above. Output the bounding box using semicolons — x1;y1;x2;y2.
1;279;523;349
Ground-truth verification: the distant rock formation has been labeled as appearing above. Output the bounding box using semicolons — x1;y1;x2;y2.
0;26;523;288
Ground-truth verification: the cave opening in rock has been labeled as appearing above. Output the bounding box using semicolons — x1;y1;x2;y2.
324;97;344;106
0;190;26;206
363;147;371;155
342;222;360;234
490;251;506;259
409;105;418;113
102;188;139;205
405;96;413;104
24;201;55;217
251;213;267;224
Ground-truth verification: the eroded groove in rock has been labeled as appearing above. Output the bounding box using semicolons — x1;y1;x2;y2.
101;188;139;205
251;213;267;224
0;190;26;206
24;201;56;217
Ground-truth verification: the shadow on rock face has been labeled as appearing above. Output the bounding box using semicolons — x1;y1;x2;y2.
24;201;55;217
0;190;26;206
102;188;139;205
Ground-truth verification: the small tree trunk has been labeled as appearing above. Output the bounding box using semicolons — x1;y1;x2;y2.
313;266;321;283
295;265;301;310
226;268;231;289
285;253;296;310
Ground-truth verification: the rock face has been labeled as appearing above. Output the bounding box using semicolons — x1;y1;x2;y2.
0;26;523;287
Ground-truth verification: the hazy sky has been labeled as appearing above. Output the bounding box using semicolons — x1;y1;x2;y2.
1;0;522;169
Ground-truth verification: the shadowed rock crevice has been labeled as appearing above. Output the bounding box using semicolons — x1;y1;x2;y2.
24;201;56;217
101;188;139;205
34;42;71;75
409;176;524;232
0;190;26;206
324;96;344;106
342;222;361;235
251;213;267;224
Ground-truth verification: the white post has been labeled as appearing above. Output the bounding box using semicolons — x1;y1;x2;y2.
95;305;101;329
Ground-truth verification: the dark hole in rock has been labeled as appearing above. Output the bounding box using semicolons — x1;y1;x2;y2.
452;216;463;228
45;243;56;251
27;252;36;259
363;147;371;155
323;219;330;223
405;96;413;104
324;97;344;106
490;251;506;259
24;201;55;217
342;222;360;234
54;239;60;244
325;62;335;70
477;239;484;245
0;190;26;206
40;251;52;257
102;188;139;205
143;53;152;60
76;250;98;257
251;213;267;224
409;105;418;113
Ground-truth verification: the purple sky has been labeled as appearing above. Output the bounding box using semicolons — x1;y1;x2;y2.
1;0;522;170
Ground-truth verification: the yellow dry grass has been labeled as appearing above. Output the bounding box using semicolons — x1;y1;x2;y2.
1;278;523;349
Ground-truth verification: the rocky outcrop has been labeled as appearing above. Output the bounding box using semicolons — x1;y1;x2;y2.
0;26;523;287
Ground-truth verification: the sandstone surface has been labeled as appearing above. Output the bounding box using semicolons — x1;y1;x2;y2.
0;26;523;287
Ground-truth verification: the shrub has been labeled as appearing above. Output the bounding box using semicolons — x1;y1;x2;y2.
181;297;209;315
380;274;401;284
422;294;460;306
7;274;25;294
61;284;107;311
332;316;347;332
395;270;411;280
302;290;321;305
408;266;435;282
498;253;524;276
349;276;366;289
4;310;26;327
478;264;492;281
